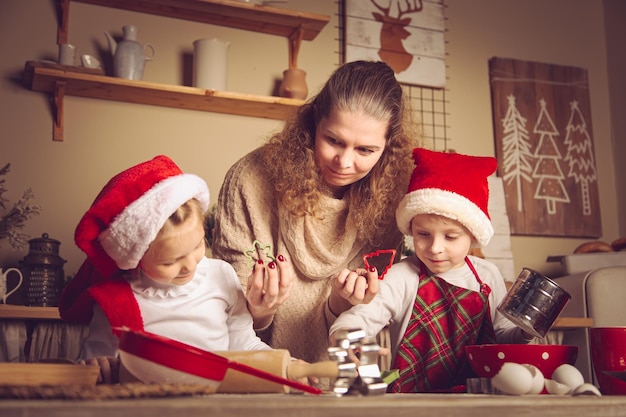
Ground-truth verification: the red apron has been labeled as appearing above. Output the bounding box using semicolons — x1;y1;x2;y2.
388;257;497;393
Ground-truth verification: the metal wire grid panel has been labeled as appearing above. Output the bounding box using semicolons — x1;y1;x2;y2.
334;0;451;152
405;85;450;151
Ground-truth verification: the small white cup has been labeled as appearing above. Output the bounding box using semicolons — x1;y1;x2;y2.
81;54;102;69
58;43;76;66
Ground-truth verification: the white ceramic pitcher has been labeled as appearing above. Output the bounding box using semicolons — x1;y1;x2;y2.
193;38;230;90
105;25;156;80
0;268;23;304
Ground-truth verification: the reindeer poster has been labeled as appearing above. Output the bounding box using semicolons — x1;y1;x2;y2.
343;0;446;88
489;57;601;238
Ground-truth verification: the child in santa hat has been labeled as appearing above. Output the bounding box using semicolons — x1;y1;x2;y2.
59;155;271;383
329;148;533;393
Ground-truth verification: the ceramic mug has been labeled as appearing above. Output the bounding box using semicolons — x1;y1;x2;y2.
81;54;102;69
0;268;23;304
58;43;76;66
590;327;626;395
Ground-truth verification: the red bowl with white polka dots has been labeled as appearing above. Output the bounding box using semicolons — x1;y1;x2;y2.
465;344;578;379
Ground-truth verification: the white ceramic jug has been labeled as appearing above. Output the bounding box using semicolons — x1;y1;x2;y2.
193;38;230;90
105;25;156;80
0;268;23;304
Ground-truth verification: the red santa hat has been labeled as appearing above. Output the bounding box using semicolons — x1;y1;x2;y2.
75;155;210;278
395;148;497;248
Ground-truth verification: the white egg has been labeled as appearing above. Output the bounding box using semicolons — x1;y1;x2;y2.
551;364;585;390
545;378;572;395
572;383;602;396
522;364;545;394
492;362;534;395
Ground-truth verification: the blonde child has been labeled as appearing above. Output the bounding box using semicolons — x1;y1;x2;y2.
59;155;270;382
330;148;532;393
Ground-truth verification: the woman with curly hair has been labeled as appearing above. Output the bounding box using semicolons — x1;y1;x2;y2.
211;60;421;374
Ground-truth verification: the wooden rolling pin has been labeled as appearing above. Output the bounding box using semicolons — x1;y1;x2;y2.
216;350;338;393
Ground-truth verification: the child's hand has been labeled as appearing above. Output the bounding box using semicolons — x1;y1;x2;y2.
328;267;380;315
79;356;120;384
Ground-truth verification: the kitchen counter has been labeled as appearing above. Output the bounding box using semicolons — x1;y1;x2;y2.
1;393;626;417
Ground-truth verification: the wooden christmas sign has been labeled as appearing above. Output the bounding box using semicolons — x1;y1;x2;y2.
489;57;601;238
343;0;446;88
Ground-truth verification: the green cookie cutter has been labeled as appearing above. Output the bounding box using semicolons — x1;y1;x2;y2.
244;240;277;267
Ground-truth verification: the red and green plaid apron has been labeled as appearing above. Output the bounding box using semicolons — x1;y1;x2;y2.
388;257;497;393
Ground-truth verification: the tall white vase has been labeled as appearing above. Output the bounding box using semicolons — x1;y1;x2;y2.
193;38;230;91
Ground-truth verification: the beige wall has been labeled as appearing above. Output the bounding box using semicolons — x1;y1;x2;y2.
445;0;625;277
0;0;623;280
604;0;626;240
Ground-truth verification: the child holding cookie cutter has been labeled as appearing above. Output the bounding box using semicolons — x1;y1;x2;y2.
330;148;533;393
59;155;270;383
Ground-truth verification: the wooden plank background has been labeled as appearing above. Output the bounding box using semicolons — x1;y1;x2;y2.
483;176;516;281
343;0;446;88
489;57;601;238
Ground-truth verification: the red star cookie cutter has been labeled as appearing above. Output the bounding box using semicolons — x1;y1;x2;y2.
363;249;396;280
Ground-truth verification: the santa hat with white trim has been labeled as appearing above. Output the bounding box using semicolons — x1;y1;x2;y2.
75;155;210;278
395;148;497;248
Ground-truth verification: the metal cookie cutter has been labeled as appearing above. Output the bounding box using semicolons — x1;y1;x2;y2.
328;328;387;396
243;240;276;268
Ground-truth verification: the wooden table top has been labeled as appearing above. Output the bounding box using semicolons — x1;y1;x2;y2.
1;393;626;417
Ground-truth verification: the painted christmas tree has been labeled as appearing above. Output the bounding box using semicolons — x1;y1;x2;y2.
532;99;570;214
500;94;534;212
563;100;597;215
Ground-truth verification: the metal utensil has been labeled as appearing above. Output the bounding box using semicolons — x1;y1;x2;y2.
497;268;571;338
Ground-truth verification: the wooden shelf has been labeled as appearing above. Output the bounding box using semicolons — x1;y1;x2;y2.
24;61;304;135
552;317;593;329
0;305;61;320
0;298;594;328
67;0;329;42
37;0;328;140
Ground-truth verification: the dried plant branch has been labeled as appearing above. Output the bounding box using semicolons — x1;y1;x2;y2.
0;163;42;250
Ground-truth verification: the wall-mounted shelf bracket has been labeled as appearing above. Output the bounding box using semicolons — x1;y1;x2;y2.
288;26;304;69
57;0;70;45
53;80;66;141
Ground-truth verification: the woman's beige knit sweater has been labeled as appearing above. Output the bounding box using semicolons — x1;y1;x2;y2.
212;148;402;366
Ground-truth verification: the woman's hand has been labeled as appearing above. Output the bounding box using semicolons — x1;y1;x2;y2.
245;254;293;329
328;266;380;316
78;356;120;384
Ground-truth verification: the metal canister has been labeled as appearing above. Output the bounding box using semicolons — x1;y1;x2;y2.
19;233;66;307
